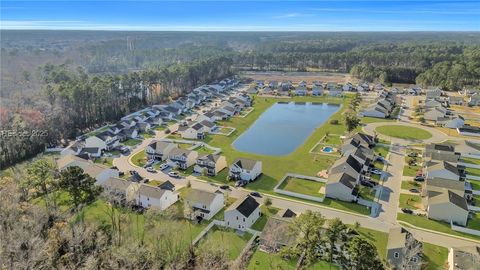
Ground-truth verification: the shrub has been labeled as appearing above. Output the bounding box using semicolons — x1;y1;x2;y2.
330;119;339;125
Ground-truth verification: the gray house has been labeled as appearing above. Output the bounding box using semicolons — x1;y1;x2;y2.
386;227;422;270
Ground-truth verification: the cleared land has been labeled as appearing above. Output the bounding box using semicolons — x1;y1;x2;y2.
375;125;432;140
277;177;325;198
198;226;252;260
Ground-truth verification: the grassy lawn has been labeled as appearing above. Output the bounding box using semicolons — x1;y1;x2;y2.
321;198;371;215
195;145;217;155
321;134;342;146
469;179;480;190
131;150;147;167
375;125;432;140
374;145;390;158
403;163;422;177
466;167;480;177
361;117;396;124
123;138;142;146
423;243;448;270
397;213;480;241
467;212;480;231
462;157;480;165
76;199;206;251
358;186;376;201
198;226;252;260
399;194;423;210
141;132;155;139
401;180;421;191
154;125;165;131
247;249;338;270
404;149;423;177
94;157;113;167
251;205;279;231
354;227;388;260
178;142;195;149
277;177;325;198
32;190;72;213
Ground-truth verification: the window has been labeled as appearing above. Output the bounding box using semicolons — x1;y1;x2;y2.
412;257;418;263
243;218;245;222
236;216;238;220
394;252;399;258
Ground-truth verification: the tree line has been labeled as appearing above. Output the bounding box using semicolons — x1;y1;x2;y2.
0;56;233;168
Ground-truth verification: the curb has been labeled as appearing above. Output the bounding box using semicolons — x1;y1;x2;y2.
397;220;480;244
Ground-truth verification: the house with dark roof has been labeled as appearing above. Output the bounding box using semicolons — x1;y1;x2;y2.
224;195;261;231
458;125;480;137
194;154;227;176
425;160;463;181
427;189;469;226
228;158;262;182
85;131;119;151
325;172;359;202
425;143;461;163
167;148;199;170
134;183;179;210
386;227;423;270
145;141;178;161
178;122;205;140
184;188;224;221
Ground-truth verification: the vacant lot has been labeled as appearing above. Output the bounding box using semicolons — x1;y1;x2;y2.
198;226;252;260
278;176;325;198
243;71;352;85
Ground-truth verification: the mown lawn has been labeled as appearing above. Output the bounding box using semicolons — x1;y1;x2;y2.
131;150;147;167
375;125;432;140
251;205;279;231
321;134;342;146
462;157;480;165
469;179;480;190
247;250;339;270
198;226;252;260
401;180;421;191
277;177;325;198
397;213;480;241
423;243;448;270
466;167;480;177
94;157;113;167
361;117;396;124
123;138;142;146
399;194;423;210
32;190;72;213
374;144;390;158
467;212;480;231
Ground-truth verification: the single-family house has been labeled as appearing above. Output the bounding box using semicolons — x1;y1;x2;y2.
224;195;261;231
437;115;465;129
228;158;262;182
448;96;465;105
120;128;138;140
145;141;178;161
134;182;179;210
362;103;389;118
425;143;461;163
178;123;205;140
427;189;468;226
168;148;198;170
194;154;227;176
425;160;462;181
57;154;119;185
103;177;135;203
424;107;447;121
426;88;442;99
295;86;307;96
61;141;85;156
469;94;480;106
386;227;422;270
200;120;216;133
325;172;359;202
447;246;480;270
312;86;324;96
458;126;480;137
85;131;119;151
184;189;224;221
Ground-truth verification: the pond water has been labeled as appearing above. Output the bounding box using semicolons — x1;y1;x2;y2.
232;102;341;156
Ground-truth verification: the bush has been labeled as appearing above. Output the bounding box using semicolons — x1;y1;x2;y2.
330;119;339;125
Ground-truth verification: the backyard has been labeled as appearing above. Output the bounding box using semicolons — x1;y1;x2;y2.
466;167;480;177
198;226;252;260
277;176;326;198
375;125;433;140
462;157;480;165
399;194;423;210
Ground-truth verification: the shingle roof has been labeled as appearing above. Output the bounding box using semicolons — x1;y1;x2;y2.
138;184;167;199
104;177;131;191
185;189;221;206
227;195;259;218
232;158;260;170
158;180;175;191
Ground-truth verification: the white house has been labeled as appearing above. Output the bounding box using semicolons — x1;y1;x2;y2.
134;181;179;210
362;103;389;118
224;195;261;231
178;123;205;140
85;131;119;151
228;158;262;182
145;141;178;161
184;189;224;221
437;115;465;129
57;154;119;185
168;148;198;170
425;160;461;181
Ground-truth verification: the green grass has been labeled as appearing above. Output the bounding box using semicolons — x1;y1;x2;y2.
198;226;252;260
178;142;194;149
358;186;376;201
403;163;422;177
466;167;480;177
131;150;147;167
361;117;396;124
251;205;279;231
195;145;216;155
401;181;421;191
321;134;342;146
423;243;448;270
399;194;423;210
32;190;72;213
355;227;388;260
277;177;325;198
94;157;113;167
469;179;480;190
154;125;166;131
374;145;390;158
141;132;155;139
462;157;480;165
321;198;371;215
375;125;432;140
123;138;142;146
248;250;297;270
404;149;423;177
467;212;480;230
397;213;480;241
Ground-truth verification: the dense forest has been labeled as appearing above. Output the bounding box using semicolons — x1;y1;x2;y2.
1;31;480;168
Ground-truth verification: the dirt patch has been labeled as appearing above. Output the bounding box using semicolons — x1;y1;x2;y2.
241;71;353;85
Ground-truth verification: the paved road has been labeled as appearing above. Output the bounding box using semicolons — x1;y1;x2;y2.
377;143;405;226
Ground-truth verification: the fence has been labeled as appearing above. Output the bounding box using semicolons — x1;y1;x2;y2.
273;173;327;203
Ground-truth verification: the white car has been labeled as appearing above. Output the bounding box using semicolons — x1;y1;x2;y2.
159;163;169;170
168;171;180;178
371;169;382;175
146;167;157;173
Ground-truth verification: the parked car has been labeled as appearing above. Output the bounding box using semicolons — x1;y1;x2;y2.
235;180;247;187
143;178;150;183
409;188;420;193
219;185;230;190
159;163;169;170
168;171;180;178
370;169;382;175
146;167;157;173
414;175;425;181
408;152;418;157
250;192;262;198
401;208;413;214
119;171;125;176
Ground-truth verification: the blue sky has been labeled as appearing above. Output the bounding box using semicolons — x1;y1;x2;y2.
1;1;479;31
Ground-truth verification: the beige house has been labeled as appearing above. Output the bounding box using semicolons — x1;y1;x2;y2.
425;160;462;181
194;154;227;176
184;189;224;221
424;143;460;163
167;148;199;170
57;154;119;185
325;172;359;202
427;189;469;226
145;140;178;161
